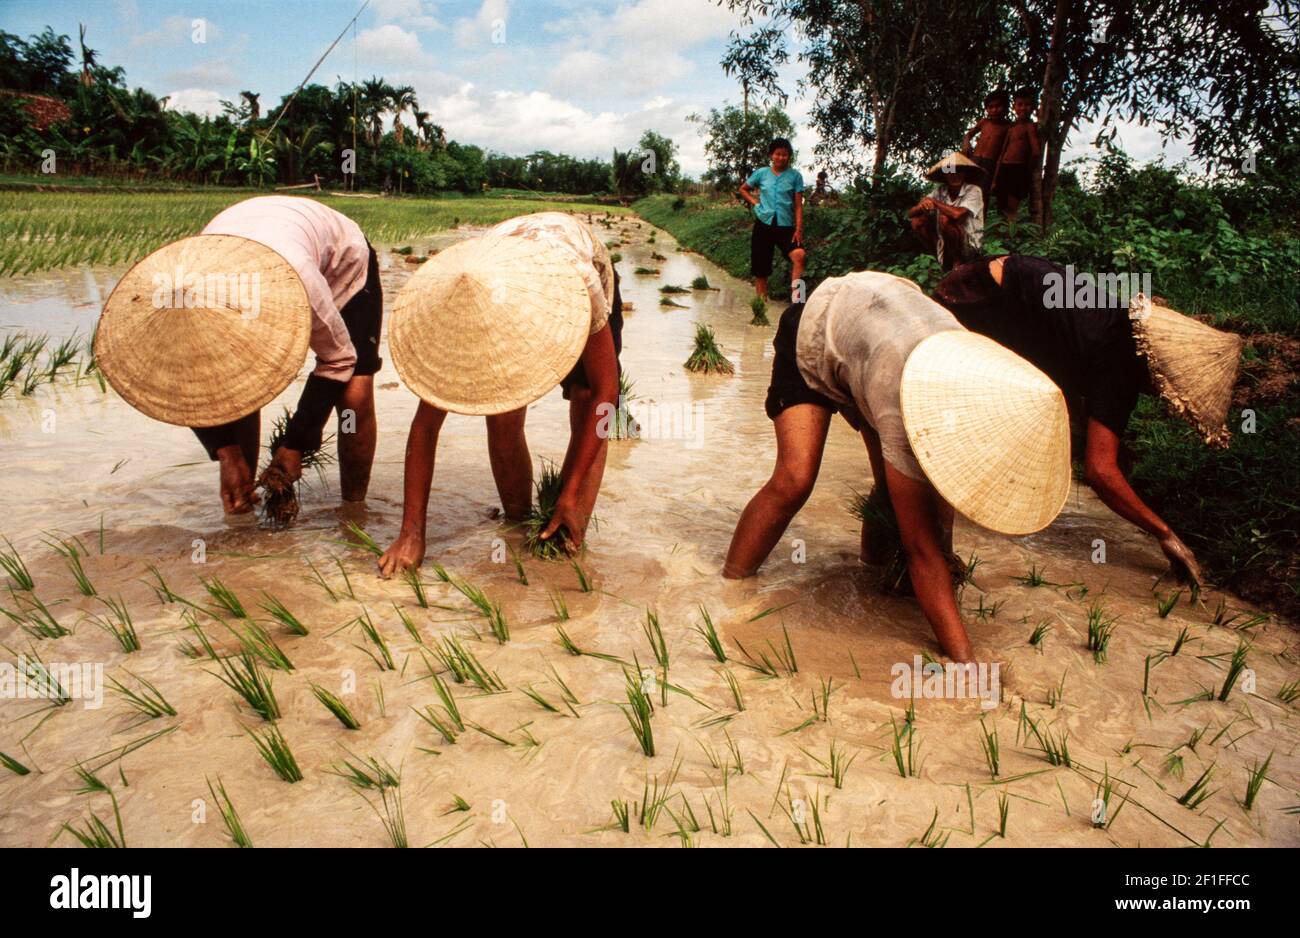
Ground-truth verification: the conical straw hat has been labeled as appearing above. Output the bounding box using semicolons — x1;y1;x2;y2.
94;234;311;427
924;151;986;183
1128;294;1242;448
389;234;591;415
900;331;1071;535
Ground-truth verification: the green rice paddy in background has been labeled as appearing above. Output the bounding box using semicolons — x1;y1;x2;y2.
0;192;630;277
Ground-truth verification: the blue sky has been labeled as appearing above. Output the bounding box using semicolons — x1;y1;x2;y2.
1;0;1188;177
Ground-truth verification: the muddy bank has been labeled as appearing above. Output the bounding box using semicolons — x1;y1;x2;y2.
0;216;1296;847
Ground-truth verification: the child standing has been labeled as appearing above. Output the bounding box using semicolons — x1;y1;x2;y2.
961;89;1012;210
740;138;807;303
992;88;1042;225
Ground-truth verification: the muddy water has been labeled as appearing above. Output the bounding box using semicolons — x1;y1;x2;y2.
0;216;1296;848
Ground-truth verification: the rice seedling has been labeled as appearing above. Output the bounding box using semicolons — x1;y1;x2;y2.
443;573;509;643
608;371;640;440
304;558;339;601
1028;620;1052;651
570;557;594;592
13;593;71;640
1085;601;1118;663
651;251;667;261
337;521;384;557
402;567;429;608
971;596;1005;622
1164;751;1185;779
201;577;248;619
735;624;797;677
246;724;303;783
643;609;669;670
94;596;140;652
45;536;95;596
353;609;395;671
0;537;35;591
143;563;181;606
549;589;569;621
721;668;745;712
684;323;734;374
1278;681;1300;705
909;808;949;848
415;701;461;747
1176;763;1217;809
693;605;726;662
431;634;505;692
258;592;309;636
749;296;770;326
848;487;911;593
978;716;999;779
1011;563;1051;587
890;716;921;778
207;776;252;847
1;751;31;775
210;650;280;721
60;793;126;848
623;665;656;757
310;683;361;730
506;543;528;584
1156;589;1182;618
997;791;1010;837
391;604;423;646
107;670;176;722
523;460;568;559
1217;641;1250;701
443;794;471;815
633;266;659;275
1169;625;1191;656
17;644;71;707
1046;670;1067;709
1093;765;1129;830
228;619;294;671
690;276;717;290
1026;719;1072;767
812;677;834;722
1241;751;1272;810
362;785;408;848
520;683;560;714
660;284;690;294
329;751;400;790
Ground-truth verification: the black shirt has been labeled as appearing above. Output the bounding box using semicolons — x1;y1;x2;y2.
931;255;1147;435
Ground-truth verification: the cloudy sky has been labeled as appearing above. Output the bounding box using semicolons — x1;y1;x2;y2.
3;0;1189;177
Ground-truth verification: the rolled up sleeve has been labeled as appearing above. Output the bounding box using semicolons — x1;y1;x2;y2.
301;265;357;382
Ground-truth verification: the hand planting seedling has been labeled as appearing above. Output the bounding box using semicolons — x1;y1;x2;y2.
257;408;335;530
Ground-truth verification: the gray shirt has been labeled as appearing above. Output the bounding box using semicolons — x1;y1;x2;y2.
796;271;965;479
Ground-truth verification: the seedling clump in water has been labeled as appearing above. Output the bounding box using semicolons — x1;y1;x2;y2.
684;324;734;375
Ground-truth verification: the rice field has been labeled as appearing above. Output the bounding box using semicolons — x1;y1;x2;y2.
0;191;629;277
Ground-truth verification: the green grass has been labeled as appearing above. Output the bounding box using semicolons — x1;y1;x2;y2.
0;537;34;590
207;776;253;847
310;683;361;730
258;592;309;636
210;650;280;721
246;724;302;783
683;323;734;375
693;605;726;662
94;596;140;652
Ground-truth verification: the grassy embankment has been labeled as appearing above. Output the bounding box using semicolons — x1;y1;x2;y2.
0;190;629;276
638;192;1299;621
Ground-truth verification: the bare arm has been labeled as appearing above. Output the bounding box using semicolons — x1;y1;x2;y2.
378;400;448;576
739;182;759;207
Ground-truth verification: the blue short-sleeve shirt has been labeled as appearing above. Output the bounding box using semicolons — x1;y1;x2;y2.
746;166;805;228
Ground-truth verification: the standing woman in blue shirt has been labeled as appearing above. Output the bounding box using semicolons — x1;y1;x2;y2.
740;138;806;304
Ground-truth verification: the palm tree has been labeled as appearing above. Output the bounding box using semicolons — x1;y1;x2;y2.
389;85;417;146
240;91;260;124
78;24;98;88
360;77;391;147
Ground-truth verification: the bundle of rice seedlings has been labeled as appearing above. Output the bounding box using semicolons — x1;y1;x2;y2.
660;284;689;294
749;296;770;326
207;776;253;847
660;296;689;308
524;460;568;559
228;619;294;671
60;792;127;848
623;663;656;757
10;593;70;640
257;408;336;530
362;786;408;848
1085;602;1119;663
633;266;659;275
691;276;718;290
201;576;248;619
848;487;911;593
246;724;302;782
684;324;734;375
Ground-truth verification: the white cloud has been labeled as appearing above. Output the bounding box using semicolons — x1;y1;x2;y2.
453;0;510;47
166;62;239;88
132;15;220;48
372;0;444;30
357;24;425;64
162;88;225;118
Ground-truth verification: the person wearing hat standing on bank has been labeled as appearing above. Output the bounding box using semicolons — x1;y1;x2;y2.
908;153;986;271
94;195;383;517
724;271;1070;663
932;255;1244;587
377;212;620;576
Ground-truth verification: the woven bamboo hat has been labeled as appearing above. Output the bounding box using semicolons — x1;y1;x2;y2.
925;151;986;183
95;234;311;427
389;234;591;415
900;331;1071;535
1128;294;1242;448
